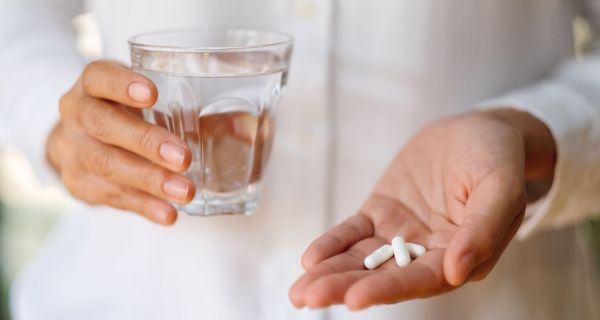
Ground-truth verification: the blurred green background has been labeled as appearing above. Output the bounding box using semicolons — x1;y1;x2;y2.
587;219;600;271
0;148;72;320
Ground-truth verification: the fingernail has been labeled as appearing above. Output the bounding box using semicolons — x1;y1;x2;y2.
128;81;151;103
159;142;185;166
163;178;190;200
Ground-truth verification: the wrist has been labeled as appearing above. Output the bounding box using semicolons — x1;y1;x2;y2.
482;108;557;183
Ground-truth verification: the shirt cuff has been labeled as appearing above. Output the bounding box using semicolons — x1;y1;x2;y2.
477;81;600;239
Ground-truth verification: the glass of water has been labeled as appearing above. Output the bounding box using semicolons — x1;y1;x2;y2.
129;28;293;216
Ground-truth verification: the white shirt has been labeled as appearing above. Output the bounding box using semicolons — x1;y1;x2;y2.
1;0;600;319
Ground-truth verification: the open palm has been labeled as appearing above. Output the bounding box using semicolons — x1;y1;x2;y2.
289;112;528;310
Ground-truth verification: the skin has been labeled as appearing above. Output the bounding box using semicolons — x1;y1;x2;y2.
46;60;195;225
289;109;556;310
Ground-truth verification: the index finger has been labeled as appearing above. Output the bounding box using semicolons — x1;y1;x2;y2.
345;249;451;310
80;60;157;108
291;236;389;308
301;214;374;270
77;96;191;172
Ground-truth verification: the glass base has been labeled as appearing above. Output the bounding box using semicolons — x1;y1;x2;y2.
177;185;259;216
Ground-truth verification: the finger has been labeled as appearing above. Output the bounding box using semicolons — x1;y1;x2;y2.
444;171;526;286
290;237;385;308
290;256;364;309
467;210;524;282
77;96;191;172
115;103;144;119
63;172;177;225
304;270;370;308
301;214;374;270
80;60;157;107
345;249;451;310
81;141;195;204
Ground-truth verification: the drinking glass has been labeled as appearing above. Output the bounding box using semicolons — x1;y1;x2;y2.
129;28;293;216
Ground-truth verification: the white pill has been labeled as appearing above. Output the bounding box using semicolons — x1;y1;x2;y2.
391;236;411;267
406;242;427;258
364;244;394;270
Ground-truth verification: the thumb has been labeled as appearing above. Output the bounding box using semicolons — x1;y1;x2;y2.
443;171;525;286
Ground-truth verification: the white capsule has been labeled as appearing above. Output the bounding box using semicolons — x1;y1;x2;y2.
364;244;394;270
391;236;411;267
406;242;427;258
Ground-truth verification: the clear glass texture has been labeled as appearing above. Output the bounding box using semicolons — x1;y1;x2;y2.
129;28;293;216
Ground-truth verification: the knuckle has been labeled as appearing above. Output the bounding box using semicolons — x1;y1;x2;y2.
106;73;122;93
89;149;114;177
141;168;165;191
61;174;77;194
49;124;67;153
103;185;127;208
82;195;100;206
58;93;73;117
62;173;87;201
134;125;159;154
81;60;105;92
83;101;111;139
84;190;104;206
107;186;144;214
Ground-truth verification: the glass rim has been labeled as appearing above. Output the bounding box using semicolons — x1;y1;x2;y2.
128;27;294;53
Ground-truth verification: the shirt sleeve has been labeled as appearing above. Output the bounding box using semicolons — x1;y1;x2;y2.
0;0;85;184
477;1;600;238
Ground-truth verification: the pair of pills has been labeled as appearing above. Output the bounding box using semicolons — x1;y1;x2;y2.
364;236;427;270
